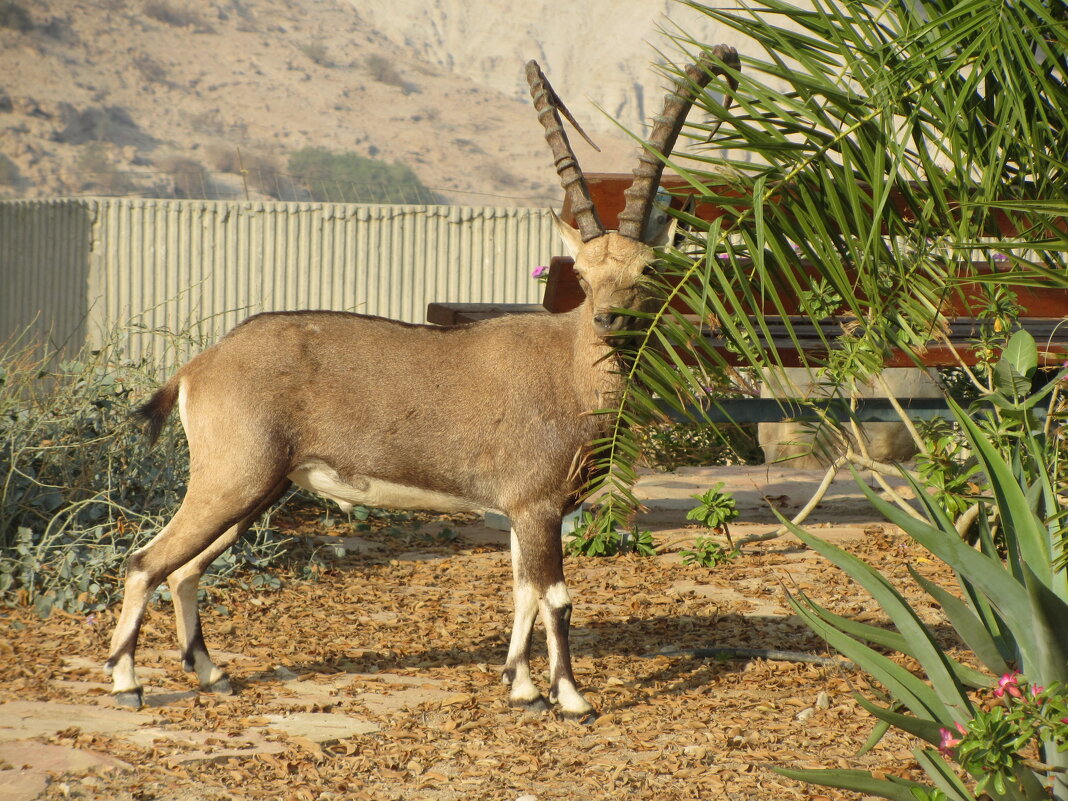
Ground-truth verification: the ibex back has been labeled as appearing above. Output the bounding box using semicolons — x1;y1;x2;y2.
105;47;739;720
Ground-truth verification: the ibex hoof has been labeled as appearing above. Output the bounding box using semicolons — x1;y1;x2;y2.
113;689;144;709
204;676;234;695
510;695;550;713
559;707;598;725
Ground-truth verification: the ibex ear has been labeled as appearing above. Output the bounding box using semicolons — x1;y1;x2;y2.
551;210;584;259
646;216;678;250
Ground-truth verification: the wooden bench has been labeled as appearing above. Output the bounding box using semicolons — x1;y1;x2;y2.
427;173;1068;422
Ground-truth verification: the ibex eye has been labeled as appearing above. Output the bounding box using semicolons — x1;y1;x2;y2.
642;265;656;276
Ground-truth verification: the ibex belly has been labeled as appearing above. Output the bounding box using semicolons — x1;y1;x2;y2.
288;461;486;515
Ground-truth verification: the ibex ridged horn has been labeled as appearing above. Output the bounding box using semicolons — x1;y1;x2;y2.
526;60;606;243
616;45;740;242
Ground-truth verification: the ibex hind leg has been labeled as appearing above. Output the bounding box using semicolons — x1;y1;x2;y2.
167;479;292;695
105;485;280;707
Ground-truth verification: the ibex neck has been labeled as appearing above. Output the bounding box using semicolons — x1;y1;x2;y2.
572;303;625;416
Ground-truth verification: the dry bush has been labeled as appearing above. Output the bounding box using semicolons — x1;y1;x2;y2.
142;1;212;32
133;53;170;86
298;42;331;67
205;144;240;173
204;147;288;199
0;153;20;187
157;155;210;198
242;154;289;199
0;1;32;32
75;143;136;195
365;54;418;94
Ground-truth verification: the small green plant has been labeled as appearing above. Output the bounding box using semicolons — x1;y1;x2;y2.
686;483;738;537
680;536;738;567
949;675;1068;797
564;510;655;557
914;417;981;522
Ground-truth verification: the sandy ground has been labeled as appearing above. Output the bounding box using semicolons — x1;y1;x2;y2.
0;465;960;801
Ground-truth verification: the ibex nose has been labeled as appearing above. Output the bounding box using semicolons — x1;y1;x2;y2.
593;312;622;335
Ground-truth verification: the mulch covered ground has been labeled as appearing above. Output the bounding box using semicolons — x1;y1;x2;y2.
0;513;964;801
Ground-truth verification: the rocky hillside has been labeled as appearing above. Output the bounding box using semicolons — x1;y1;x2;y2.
0;0;734;206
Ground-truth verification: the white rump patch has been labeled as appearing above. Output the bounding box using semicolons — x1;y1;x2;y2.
288;461;485;514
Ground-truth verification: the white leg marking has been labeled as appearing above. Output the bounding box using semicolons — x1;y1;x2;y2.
169;571;226;688
544;581;571;609
505;581;541;704
107;653;140;694
553;679;593;716
505;530;543;705
540;580;594;717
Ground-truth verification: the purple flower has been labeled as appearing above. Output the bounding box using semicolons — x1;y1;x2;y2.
531;265;549;279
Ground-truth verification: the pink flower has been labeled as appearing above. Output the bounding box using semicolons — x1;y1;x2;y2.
938;722;967;755
994;672;1023;699
531;265;549;279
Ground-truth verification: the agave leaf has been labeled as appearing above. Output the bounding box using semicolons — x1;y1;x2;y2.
857;716;893;757
772;766;931;801
787;526;971;717
907;565;1006;680
802;591;992;689
860;482;1043;673
788;592;952;723
949;399;1053;588
1020;561;1068;685
912;748;978;801
853;692;946;746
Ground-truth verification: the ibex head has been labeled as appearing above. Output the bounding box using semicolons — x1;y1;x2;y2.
526;48;739;338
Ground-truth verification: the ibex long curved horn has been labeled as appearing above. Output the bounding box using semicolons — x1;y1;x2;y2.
526;60;606;243
616;45;740;242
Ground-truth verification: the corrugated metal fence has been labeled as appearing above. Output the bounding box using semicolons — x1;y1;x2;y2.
0;198;557;366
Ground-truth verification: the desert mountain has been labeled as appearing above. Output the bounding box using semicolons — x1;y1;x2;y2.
0;0;741;207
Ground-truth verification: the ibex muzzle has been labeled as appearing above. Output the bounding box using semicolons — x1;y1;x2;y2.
105;47;739;720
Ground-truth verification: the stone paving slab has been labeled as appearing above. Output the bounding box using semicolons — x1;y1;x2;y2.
0;701;147;743
263;712;379;743
0;741;131;800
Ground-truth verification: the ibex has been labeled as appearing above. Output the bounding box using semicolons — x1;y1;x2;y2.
105;47;739;719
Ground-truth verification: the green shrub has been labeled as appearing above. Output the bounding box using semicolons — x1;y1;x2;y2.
0;331;294;616
564;510;655;557
287;146;440;204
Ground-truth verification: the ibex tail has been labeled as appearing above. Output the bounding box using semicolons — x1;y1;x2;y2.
134;379;179;446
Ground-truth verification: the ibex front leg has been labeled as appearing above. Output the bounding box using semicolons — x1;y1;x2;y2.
503;508;595;720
